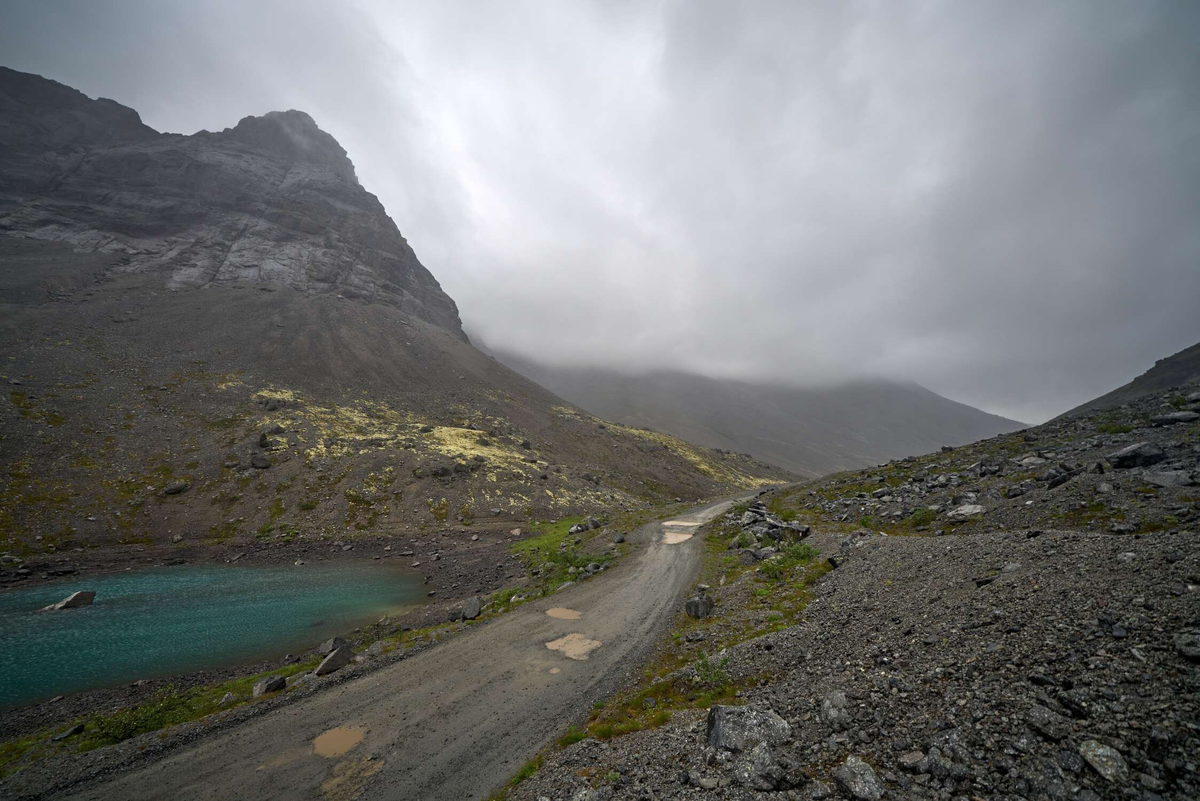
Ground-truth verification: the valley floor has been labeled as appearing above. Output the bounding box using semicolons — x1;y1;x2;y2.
1;499;742;800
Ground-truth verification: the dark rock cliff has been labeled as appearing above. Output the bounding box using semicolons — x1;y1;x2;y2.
0;67;466;339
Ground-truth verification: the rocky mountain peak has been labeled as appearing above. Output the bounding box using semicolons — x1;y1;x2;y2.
216;109;357;183
0;66;157;148
0;68;466;339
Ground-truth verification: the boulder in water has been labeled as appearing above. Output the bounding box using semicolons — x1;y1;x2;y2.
39;590;95;612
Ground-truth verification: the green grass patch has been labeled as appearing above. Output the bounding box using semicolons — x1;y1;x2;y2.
486;753;545;800
0;659;319;777
507;516;614;596
557;725;587;748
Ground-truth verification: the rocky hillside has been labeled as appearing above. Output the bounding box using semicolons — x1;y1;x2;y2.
0;66;463;335
0;69;793;570
1061;342;1200;419
507;375;1200;800
479;344;1025;477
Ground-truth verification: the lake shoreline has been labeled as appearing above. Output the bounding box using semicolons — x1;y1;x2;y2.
0;524;529;742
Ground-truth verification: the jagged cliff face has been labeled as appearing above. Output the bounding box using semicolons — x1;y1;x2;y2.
0;67;466;338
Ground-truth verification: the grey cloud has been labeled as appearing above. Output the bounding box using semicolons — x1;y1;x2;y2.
3;0;1198;422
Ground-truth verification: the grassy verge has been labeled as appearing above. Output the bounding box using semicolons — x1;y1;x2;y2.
524;497;831;767
488;500;695;613
0;658;318;778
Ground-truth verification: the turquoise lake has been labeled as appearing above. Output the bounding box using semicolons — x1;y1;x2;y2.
0;563;422;708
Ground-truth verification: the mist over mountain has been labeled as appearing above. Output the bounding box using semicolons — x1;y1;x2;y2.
2;4;1200;797
0;68;791;563
478;342;1025;477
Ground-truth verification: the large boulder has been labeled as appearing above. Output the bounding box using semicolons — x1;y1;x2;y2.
685;595;714;619
819;690;853;731
947;504;985;519
39;590;95;611
1079;740;1128;782
734;742;788;791
252;675;286;697
706;704;791;753
315;645;354;676
317;636;348;656
833;756;882;800
1108;442;1165;469
1151;411;1199;426
1144;470;1197;488
1174;630;1200;662
462;596;482;620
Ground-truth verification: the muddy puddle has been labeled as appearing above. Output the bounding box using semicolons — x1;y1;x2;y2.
546;607;582;620
313;726;365;758
662;519;702;544
545;632;602;660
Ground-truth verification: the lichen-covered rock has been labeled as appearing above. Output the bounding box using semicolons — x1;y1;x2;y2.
1079;739;1128;782
706;704;791;753
832;755;882;800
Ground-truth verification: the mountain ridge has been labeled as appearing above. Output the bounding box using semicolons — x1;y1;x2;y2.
1059;340;1200;418
477;342;1026;476
0;66;466;338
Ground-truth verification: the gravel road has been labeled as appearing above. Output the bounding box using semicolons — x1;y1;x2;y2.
61;498;741;801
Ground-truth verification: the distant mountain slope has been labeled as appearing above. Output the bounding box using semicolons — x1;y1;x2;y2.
1060;341;1200;417
481;347;1026;477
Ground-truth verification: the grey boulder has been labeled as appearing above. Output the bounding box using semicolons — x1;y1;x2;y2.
947;504;984;519
1151;411;1199;426
39;590;95;611
685;595;714;619
317;636;348;656
252;675;286;697
1174;630;1200;662
1144;470;1196;488
1079;739;1128;782
706;704;791;753
832;755;882;800
734;742;788;791
315;645;354;676
819;690;853;731
1108;442;1165;469
462;596;482;620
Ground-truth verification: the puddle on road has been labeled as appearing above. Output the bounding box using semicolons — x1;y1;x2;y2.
313;726;364;758
546;607;582;620
663;519;702;545
546;633;602;660
549;667;561;674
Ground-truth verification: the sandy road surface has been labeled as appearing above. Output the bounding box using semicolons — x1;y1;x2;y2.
60;498;741;801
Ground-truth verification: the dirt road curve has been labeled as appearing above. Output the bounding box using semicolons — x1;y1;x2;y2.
64;498;740;801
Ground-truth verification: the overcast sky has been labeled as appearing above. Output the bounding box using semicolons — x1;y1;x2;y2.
4;0;1199;422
